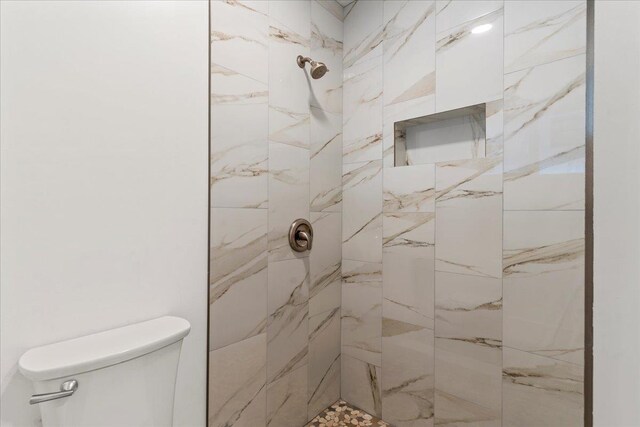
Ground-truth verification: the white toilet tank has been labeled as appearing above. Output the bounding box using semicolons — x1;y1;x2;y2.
19;316;191;427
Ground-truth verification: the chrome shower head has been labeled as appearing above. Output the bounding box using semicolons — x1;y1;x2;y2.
297;55;329;79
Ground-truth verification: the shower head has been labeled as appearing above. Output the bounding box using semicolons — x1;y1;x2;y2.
297;55;329;79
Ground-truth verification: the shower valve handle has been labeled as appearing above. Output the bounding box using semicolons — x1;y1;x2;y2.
289;219;313;252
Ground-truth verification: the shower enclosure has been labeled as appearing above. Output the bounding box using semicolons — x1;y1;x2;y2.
209;1;587;425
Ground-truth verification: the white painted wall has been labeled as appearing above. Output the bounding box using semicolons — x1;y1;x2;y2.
0;1;208;426
593;1;640;425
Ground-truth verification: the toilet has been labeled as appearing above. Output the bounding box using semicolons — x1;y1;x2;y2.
19;316;190;427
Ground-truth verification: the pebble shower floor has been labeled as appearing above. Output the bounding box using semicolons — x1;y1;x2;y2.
306;401;390;427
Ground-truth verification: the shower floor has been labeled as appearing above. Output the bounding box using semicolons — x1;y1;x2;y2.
306;400;389;427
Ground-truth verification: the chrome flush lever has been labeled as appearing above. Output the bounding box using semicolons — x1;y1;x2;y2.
289;219;313;252
29;379;78;405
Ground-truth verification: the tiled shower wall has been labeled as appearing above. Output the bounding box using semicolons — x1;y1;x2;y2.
209;1;343;426
341;1;586;426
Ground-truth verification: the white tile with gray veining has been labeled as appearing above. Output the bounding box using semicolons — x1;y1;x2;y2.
504;54;586;211
384;165;435;213
504;0;586;74
267;364;308;427
308;308;341;420
268;141;310;261
309;212;342;316
211;64;268;209
311;0;343;114
436;7;503;111
382;318;435;427
383;99;436;168
341;354;382;418
503;210;584;365
210;0;269;83
434;390;500;427
485;99;504;159
404;112;485;166
502;347;583;426
210;208;268;351
269;19;310;150
435;272;502;352
267;258;309;384
435;158;503;279
383;212;435;329
317;0;344;23
208;334;267;427
341;260;382;366
435;0;503;34
343;55;383;164
311;107;342;213
383;0;436;109
435;272;502;413
342;160;382;263
435;337;501;417
343;0;384;69
270;0;310;40
381;0;436;168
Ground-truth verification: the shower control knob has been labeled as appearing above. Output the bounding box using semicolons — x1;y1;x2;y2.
289;219;313;252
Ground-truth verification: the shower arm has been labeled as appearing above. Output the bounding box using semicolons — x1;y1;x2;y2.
296;56;312;68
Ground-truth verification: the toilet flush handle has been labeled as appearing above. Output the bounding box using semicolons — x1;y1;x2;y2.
29;379;78;405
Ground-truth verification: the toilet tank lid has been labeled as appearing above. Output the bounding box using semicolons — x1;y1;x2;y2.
19;316;191;381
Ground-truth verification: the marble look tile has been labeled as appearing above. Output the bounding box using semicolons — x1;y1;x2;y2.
210;0;268;84
503;211;584;365
383;212;435;329
316;0;344;23
268;141;310;261
343;0;384;69
383;165;435;213
343;55;383;164
504;54;586;211
267;258;309;384
267;364;308;427
342;161;383;263
211;64;268;209
435;272;502;351
435;337;501;416
383;0;436;108
308;308;341;420
269;20;310;150
434;390;500;427
436;8;503;112
341;260;382;366
343;0;356;18
311;0;343;114
383;96;435;168
505;1;586;74
435;272;502;413
435;1;503;34
404;112;485;166
208;334;266;427
210;208;268;351
502;348;583;426
341;354;382;418
382;318;435;427
485;99;504;159
269;0;310;40
310;212;342;317
435;158;503;279
311;108;342;213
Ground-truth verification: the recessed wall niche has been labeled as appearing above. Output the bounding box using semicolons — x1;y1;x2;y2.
394;103;486;166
